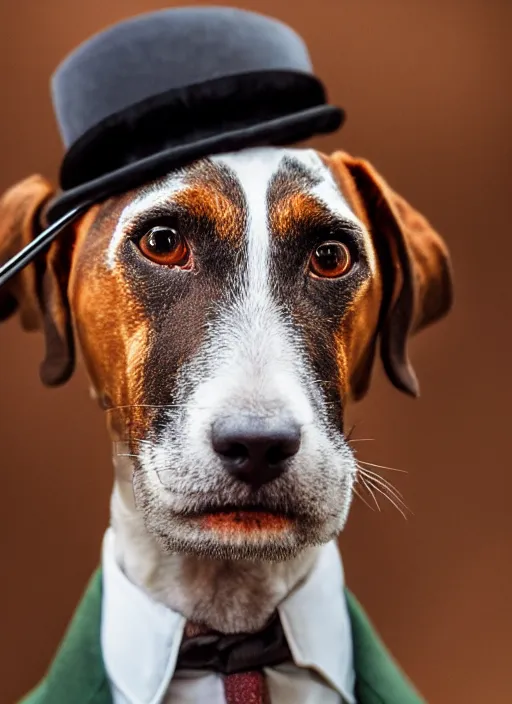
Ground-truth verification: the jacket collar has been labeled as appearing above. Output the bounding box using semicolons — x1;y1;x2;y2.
25;567;425;704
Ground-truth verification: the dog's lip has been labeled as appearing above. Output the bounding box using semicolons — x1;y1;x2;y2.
185;505;297;534
200;510;294;533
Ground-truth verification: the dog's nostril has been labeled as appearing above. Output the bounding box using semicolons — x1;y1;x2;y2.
211;415;301;487
266;440;297;465
218;441;249;463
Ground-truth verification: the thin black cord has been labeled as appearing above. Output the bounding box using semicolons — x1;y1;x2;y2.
0;202;91;288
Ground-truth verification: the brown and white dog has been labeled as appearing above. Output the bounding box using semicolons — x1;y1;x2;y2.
0;147;452;634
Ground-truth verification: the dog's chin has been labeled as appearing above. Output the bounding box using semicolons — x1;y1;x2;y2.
142;510;339;562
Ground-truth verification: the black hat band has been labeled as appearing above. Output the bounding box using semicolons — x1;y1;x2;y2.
60;70;339;191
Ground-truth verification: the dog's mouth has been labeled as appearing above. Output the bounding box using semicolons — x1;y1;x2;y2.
185;504;296;535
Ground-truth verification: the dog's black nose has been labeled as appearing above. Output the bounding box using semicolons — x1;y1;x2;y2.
211;415;301;487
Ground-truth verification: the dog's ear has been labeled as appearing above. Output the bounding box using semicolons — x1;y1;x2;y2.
329;151;453;397
0;176;75;386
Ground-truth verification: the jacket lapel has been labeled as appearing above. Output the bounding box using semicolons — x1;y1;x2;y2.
345;590;426;704
20;569;424;704
20;570;111;704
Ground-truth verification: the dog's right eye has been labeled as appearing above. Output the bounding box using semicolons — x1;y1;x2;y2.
137;226;191;267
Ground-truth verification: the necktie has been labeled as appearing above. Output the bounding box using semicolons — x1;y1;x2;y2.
176;614;292;703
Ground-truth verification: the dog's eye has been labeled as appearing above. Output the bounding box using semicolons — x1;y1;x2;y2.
138;226;190;266
310;241;352;278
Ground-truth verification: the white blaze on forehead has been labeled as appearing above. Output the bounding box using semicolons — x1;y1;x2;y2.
106;174;186;269
212;148;283;299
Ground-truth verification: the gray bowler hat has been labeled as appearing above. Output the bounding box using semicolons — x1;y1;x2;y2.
46;6;344;221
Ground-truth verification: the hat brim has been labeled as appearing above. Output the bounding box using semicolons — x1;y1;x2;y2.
46;103;343;222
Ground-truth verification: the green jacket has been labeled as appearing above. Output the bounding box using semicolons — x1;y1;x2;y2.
20;570;425;704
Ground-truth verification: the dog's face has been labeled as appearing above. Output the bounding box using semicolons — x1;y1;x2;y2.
0;147;452;561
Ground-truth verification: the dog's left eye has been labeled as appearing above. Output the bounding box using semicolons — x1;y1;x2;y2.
137;226;190;267
309;241;352;278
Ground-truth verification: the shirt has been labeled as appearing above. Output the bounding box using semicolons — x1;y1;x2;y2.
101;528;356;704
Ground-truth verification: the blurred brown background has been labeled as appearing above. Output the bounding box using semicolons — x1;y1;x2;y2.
0;1;510;702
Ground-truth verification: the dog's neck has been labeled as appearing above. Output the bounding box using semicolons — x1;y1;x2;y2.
110;473;319;633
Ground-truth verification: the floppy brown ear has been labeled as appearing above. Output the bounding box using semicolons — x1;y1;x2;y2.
0;176;75;386
329;151;453;397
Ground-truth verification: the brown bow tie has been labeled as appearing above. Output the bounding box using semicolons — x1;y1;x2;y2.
176;614;292;704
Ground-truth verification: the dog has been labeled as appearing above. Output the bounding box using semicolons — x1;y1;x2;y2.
0;146;452;703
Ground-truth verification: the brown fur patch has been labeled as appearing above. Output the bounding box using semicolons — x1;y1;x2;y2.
267;155;323;239
335;277;382;400
69;199;151;443
271;192;328;240
175;160;246;243
173;184;242;242
0;175;54;330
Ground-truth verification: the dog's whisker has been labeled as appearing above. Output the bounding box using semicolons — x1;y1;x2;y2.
357;463;407;499
117;438;155;446
347;438;375;443
365;480;409;520
361;478;382;512
115;453;140;458
357;459;407;474
105;403;187;411
115;438;146;443
357;466;405;500
352;484;377;512
358;470;410;517
345;424;356;441
357;474;407;512
358;475;382;512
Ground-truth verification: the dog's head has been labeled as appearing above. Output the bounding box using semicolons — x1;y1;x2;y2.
0;148;452;560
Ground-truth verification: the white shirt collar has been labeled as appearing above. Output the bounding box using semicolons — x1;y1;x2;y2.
101;528;355;704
